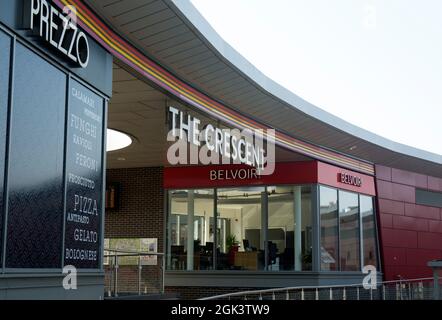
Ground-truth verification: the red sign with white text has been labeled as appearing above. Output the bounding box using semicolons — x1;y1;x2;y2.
317;162;375;195
164;161;376;196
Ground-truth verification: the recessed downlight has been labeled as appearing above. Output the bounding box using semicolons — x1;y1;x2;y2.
106;129;132;152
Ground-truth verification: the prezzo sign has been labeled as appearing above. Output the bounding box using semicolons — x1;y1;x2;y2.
24;0;90;68
339;172;362;187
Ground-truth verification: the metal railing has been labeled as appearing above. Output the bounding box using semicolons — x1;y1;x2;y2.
104;248;165;297
199;277;442;300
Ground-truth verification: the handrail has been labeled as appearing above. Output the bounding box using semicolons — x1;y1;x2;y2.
381;277;433;284
104;248;164;255
104;248;165;297
104;253;164;257
199;277;436;300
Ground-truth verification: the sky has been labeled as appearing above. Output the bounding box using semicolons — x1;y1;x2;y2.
190;0;442;156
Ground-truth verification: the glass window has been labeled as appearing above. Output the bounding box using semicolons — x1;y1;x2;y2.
167;189;214;270
339;191;360;271
268;186;312;271
166;184;378;274
360;195;378;268
217;187;265;270
320;186;338;271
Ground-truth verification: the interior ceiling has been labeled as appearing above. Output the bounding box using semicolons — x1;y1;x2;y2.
107;63;311;169
91;0;442;177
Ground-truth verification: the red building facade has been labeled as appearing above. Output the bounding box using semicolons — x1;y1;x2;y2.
376;165;442;280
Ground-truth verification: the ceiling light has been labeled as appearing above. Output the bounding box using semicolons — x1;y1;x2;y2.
106;129;132;152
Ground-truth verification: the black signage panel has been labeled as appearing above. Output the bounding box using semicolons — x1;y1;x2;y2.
0;30;11;267
0;0;113;97
64;79;104;269
6;43;65;268
23;0;90;68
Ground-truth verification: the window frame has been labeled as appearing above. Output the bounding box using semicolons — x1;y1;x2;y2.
165;184;380;274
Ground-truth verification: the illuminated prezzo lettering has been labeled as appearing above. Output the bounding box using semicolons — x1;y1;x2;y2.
26;0;89;67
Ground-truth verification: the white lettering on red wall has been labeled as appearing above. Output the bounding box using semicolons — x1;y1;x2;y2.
209;168;261;181
339;172;362;187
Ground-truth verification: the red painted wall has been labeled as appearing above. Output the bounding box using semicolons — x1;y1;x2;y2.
375;165;442;280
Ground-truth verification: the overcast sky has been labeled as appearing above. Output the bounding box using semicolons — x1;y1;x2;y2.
190;0;442;156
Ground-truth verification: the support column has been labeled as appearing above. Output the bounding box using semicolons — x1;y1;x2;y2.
434;269;440;300
200;215;205;244
176;215;180;245
294;186;302;271
204;212;209;245
166;192;172;268
261;190;268;270
186;190;194;270
213;189;217;269
312;185;320;272
221;219;226;253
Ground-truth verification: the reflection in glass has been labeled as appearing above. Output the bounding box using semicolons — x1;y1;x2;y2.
6;43;66;268
0;31;10;264
217;187;265;270
166;184;379;274
361;195;378;268
268;186;312;271
167;189;214;270
320;186;338;271
339;191;360;271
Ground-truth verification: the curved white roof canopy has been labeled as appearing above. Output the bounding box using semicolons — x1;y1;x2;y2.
88;0;442;178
